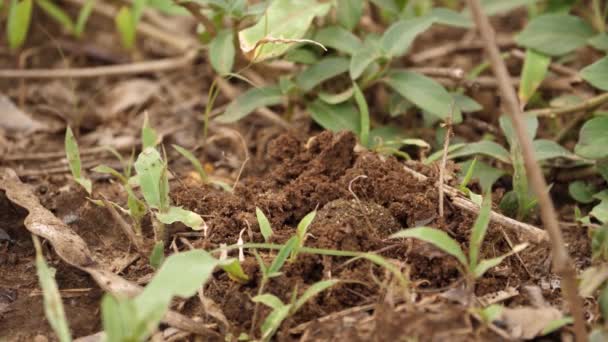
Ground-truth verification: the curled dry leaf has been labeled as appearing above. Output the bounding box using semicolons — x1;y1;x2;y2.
0;94;44;133
98;79;160;121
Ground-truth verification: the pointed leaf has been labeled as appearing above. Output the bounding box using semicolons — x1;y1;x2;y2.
473;243;528;278
469;195;492;268
336;0;362;30
209;28;235;75
214;86;283;123
581;56;608;91
172;144;208;183
381;17;434;58
156;206;204;230
219;258;250;283
293;279;338;312
295;57;349;92
314;26;362;55
575;116;608;159
353;83;370;147
7;0;33;50
515;14;593;56
134;147;165;209
519;49;550;107
268;236;298;276
308;100;360;134
390;227;467;266
256;207;273;242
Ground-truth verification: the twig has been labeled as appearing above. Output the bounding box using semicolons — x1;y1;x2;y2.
436;75;575;91
410;36;515;63
466;1;586;341
0;51;197;79
408;67;465;80
402;166;548;244
525;92;608;117
510;49;581;80
438;103;456;222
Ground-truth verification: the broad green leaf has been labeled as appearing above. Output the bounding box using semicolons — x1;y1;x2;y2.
314;26;362;55
141;113;158;149
589;33;608;51
369;0;399;13
318;87;355;104
156;206;204;230
469;195;492;268
284;47;319;64
499;114;538;147
172;144;208;183
75;0;95;36
533;139;575;161
252;293;285;310
458;159;505;191
591;200;608;224
256;207;273;242
135;250;219;331
452;93;482;113
479;304;503;323
149;241;165;269
209;29;235;75
7;0;33;50
336;0;362;30
381;17;434;58
267;236;298;276
134;147;165;209
238;0;331;61
101;295;139;342
575;116;608;159
308;100;360;134
295;57;349;92
33;237;72;342
65;127;92;194
581;57;608;91
477;0;537;16
541;317;574;335
214;86;283;123
519;49;550;107
293;279;338;312
449;141;511;164
515;14;594;56
115;7;136;50
219;258;250;283
600;285;608;320
473;243;528;278
353;83;370;147
37;0;75;34
568;181;596;204
256;299;290;339
350;48;381;80
385;70;460;121
430;8;472;28
390;227;467;266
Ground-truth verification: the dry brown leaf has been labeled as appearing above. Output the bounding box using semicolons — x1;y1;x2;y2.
0;94;43;133
499;306;563;339
98;79;159;121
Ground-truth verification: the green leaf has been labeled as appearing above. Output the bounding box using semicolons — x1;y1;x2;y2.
369;0;399;13
600;285;608;320
381;17;434;58
499;114;538;147
219;258;250;283
284;47;319;64
390;227;467;267
478;304;503;323
575;116;608;159
256;207;273;242
149;241;165;270
65;127;92;194
542;317;574;335
473;243;528;278
349;47;381;80
209;29;235;75
353;83;370;147
101;295;139;342
253;295;290;339
115;6;136;50
581;57;608;91
314;26;362;55
92;165;127;184
253;293;285;310
75;0;95;36
156;206;204;230
591;200;608;224
519;49;550;107
134;147;165;209
458;159;505;191
7;0;33;50
318;87;355;104
293;279;338;312
515;14;594;56
476;0;538;16
533;139;575;161
385;70;460;121
33;237;72;342
589;33;608;51
452;93;482;113
172;144;208;183
430;8;472;28
238;0;331;61
267;236;298;276
448;141;511;164
568;181;596;204
308;100;360;134
336;0;362;30
141;113;158;149
36;0;75;34
296;210;316;243
295;57;350;92
468;195;492;269
214;86;283;123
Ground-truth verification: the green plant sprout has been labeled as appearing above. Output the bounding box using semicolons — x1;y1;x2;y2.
390;194;528;294
65;127;92;195
6;0;33;50
115;0;147;50
33;236;72;342
36;0;95;38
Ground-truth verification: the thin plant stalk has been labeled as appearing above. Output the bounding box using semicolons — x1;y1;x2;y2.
466;1;586;340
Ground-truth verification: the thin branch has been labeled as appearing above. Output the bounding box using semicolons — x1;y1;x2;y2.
410;36;515;63
438;103;455;222
525;92;608;117
176;1;217;37
466;1;586;341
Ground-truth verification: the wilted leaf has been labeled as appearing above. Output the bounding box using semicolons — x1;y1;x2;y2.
0;94;43;133
308;100;360;134
314;26;362;55
238;0;331;61
390;227;467;266
515;14;594;56
575;116;608;159
214;86;283;123
581;56;608;91
295;57;349;92
499;306;564;339
156;206;204;230
385;70;460;121
99;79;159;121
519;49;550;107
209;29;235;75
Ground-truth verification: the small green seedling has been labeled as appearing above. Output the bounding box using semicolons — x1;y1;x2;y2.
65;127;92;195
36;0;95;38
291;210;316;261
33;236;72;342
115;0;147;50
390;194;528;293
255;208;274;242
6;0;33;50
253;279;338;341
172;144;209;183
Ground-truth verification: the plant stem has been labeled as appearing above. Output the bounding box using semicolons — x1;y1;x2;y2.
250;277;267;337
466;1;587;341
525;93;608;117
